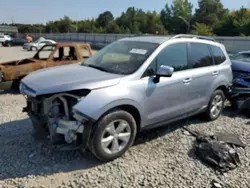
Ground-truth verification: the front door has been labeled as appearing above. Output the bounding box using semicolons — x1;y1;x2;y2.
143;42;195;126
47;46;79;68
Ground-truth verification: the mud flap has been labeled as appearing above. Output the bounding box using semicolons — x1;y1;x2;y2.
80;119;94;152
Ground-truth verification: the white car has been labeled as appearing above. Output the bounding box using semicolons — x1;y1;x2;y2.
23;38;56;51
0;34;12;44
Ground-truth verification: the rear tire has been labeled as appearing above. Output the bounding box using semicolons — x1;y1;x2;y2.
204;89;225;121
89;109;137;162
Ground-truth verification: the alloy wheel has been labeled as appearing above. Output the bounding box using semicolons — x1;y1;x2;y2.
210;94;223;118
101;119;131;154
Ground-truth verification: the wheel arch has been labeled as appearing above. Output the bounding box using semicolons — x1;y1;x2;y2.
96;104;142;133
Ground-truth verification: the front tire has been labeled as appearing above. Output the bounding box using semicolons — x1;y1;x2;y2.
31;46;37;51
204;89;225;121
89;109;137;162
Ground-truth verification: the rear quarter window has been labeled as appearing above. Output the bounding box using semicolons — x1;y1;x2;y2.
210;45;226;65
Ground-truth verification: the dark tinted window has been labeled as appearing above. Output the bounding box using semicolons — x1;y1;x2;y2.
210;45;226;65
188;43;213;68
156;43;188;71
142;59;157;77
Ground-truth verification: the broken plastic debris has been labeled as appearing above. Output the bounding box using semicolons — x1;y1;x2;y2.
19;184;27;188
28;153;34;159
183;126;243;172
211;180;222;188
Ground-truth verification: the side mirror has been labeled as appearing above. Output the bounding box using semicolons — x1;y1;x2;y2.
153;65;174;83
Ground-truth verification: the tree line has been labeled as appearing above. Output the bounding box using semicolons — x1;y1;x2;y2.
2;0;250;36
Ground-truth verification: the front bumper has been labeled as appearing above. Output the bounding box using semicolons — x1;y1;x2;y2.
22;99;95;152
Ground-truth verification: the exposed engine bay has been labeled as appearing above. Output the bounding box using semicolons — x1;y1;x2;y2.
23;90;91;147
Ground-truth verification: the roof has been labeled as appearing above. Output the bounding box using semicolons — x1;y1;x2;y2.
119;34;217;45
46;42;90;47
119;36;172;44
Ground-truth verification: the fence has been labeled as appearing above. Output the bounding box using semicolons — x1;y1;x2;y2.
25;33;250;53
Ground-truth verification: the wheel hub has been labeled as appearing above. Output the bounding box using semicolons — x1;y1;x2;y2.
101;119;131;154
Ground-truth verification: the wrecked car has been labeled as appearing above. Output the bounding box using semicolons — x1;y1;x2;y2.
228;50;250;109
20;35;232;162
0;42;93;90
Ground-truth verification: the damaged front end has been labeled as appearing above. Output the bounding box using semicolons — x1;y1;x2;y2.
226;68;250;111
22;89;94;151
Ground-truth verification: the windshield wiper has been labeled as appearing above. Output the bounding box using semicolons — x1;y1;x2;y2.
84;64;108;72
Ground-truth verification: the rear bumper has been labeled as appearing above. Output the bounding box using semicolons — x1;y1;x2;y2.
0;80;13;90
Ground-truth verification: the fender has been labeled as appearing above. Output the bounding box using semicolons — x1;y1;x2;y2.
72;85;145;121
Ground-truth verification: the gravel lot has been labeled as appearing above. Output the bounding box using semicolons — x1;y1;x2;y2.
0;47;250;188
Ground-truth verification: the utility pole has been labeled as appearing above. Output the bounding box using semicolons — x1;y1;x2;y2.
178;16;192;34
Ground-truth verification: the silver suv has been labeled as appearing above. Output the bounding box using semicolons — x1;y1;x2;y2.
20;34;233;161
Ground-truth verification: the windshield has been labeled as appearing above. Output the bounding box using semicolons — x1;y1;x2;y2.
82;40;159;75
33;37;45;43
231;53;250;62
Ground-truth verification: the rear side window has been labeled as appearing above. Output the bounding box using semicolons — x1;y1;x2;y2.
210;45;226;65
188;43;214;68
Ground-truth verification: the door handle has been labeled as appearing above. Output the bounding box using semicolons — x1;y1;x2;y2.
212;71;219;76
183;78;192;84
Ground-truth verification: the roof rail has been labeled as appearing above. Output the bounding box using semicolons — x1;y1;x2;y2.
171;34;216;42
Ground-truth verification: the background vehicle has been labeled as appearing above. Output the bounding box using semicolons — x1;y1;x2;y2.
0;42;93;90
20;34;232;162
23;37;56;51
2;38;28;47
0;34;12;44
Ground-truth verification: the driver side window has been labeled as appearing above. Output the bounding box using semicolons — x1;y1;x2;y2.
142;43;188;78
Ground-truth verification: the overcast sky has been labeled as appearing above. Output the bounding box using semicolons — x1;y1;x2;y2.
1;0;250;24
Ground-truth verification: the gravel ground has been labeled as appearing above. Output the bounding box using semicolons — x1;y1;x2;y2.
0;47;250;188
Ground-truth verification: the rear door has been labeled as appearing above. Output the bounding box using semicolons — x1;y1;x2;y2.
187;42;217;110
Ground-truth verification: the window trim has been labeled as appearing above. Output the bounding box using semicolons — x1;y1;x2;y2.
187;42;214;69
141;42;189;79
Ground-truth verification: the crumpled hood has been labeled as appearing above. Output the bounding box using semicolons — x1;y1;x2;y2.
21;64;124;96
231;60;250;73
